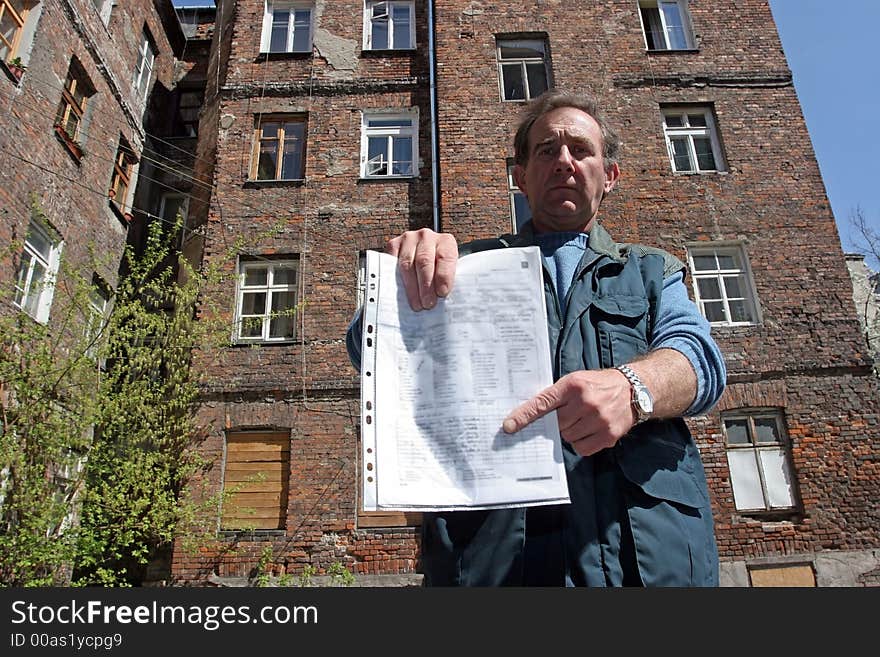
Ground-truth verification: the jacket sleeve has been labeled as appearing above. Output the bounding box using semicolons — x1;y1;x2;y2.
345;307;363;371
651;271;727;415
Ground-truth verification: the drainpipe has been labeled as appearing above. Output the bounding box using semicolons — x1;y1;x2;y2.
427;0;440;232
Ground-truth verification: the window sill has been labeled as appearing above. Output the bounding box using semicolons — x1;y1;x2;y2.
671;169;729;176
255;50;313;62
1;59;25;84
218;529;286;541
357;175;419;183
360;48;417;57
243;178;305;189
646;48;700;55
737;509;802;523
54;125;84;163
232;339;298;347
108;199;133;228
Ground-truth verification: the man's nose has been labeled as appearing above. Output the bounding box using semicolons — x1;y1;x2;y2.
554;146;575;172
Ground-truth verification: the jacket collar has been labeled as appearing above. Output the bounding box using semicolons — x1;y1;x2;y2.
506;221;624;269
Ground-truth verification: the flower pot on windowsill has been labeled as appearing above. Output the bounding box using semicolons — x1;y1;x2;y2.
54;124;83;160
3;58;26;82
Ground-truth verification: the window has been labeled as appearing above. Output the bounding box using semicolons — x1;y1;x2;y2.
687;244;758;326
14;217;62;324
723;410;797;514
507;161;531;233
360;111;417;178
496;38;550;102
235;259;298;342
251;115;306;181
748;564;816;587
173;87;203;137
221;431;290;531
158;192;189;225
364;1;414;50
260;1;313;53
639;0;694;50
661;106;724;173
133;29;156;99
90;0;112;26
54;60;94;146
109;138;137;208
49;447;86;535
84;277;109;359
0;0;30;61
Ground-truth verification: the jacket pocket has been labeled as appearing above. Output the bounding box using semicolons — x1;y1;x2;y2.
590;294;649;368
614;420;709;509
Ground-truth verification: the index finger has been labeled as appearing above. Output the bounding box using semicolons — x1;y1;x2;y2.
502;383;563;433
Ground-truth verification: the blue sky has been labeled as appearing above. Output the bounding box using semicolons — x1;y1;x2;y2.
171;1;877;252
769;0;880;254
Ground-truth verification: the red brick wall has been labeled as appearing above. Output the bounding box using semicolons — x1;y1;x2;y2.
0;0;180;302
171;0;880;584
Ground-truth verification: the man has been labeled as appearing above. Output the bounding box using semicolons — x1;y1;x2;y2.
347;90;726;586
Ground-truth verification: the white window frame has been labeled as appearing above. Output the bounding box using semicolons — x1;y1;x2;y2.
507;161;531;233
14;218;62;324
360;110;418;178
260;1;314;54
133;29;156;100
234;259;299;343
363;1;415;51
723;410;797;514
496;38;550;102
90;0;112;26
687;243;759;327
84;277;109;359
638;0;694;51
661;105;725;173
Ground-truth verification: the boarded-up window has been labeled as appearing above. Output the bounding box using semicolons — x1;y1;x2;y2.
221;431;290;530
749;564;816;587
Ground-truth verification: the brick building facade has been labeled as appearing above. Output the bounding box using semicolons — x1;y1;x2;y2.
0;0;184;328
170;0;880;586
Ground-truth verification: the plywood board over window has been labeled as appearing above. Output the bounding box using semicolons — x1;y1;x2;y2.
221;431;290;530
749;564;816;587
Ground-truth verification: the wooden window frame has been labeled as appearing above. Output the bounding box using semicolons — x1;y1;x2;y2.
250;114;307;181
0;0;30;62
109;139;137;208
55;63;93;147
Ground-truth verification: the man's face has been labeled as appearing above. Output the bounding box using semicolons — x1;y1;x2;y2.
514;107;620;234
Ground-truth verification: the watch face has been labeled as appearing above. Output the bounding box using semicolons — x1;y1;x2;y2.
636;387;654;413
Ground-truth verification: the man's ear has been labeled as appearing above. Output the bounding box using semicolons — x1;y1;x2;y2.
513;163;528;195
604;162;620;193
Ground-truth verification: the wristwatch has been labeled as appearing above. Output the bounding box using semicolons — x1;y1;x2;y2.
615;364;654;423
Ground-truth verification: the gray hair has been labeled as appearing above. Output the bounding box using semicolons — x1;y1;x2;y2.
513;90;621;168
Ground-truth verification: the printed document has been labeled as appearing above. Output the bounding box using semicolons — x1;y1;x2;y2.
360;246;570;511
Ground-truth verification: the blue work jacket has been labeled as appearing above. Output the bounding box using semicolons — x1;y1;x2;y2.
420;223;720;586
